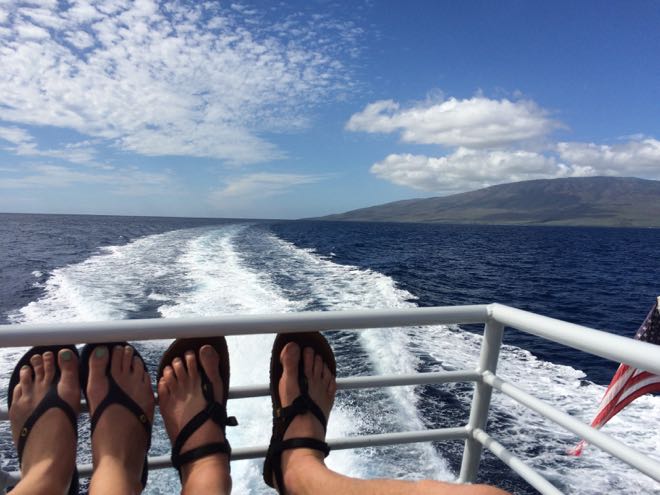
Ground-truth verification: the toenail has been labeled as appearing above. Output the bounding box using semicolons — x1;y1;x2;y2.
95;347;107;358
21;365;29;370
61;350;72;361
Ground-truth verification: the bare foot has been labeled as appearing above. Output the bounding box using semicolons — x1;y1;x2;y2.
86;345;155;492
158;345;231;493
9;349;79;494
278;342;337;490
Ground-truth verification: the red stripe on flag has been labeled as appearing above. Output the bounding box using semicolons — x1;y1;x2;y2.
568;299;660;456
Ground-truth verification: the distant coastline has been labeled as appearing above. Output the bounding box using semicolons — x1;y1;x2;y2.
312;176;660;228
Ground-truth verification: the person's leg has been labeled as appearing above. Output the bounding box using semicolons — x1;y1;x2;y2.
158;345;232;495
9;349;79;495
86;345;155;495
277;343;509;495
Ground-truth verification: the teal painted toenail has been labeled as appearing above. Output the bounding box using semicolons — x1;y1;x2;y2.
61;350;72;361
95;347;107;358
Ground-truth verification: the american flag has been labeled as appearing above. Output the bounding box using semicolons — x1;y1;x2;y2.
569;297;660;456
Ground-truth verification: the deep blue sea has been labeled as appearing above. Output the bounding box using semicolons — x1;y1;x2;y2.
0;213;658;494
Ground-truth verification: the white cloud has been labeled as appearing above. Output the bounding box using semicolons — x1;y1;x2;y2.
0;163;173;195
0;126;33;145
0;126;99;165
15;21;50;39
19;7;68;29
351;90;660;193
557;138;660;177
210;172;324;203
370;148;593;193
346;96;558;148
0;1;358;164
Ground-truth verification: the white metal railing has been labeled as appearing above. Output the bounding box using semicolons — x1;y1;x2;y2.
0;303;658;494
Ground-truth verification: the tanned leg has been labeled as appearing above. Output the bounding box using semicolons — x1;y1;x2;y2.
278;343;509;495
9;349;79;495
158;345;232;495
87;345;155;495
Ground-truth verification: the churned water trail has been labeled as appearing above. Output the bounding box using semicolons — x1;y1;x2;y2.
1;220;659;494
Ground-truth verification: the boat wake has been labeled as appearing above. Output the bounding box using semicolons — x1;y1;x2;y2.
2;224;659;494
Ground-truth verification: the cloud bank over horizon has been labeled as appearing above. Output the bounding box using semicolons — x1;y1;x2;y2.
348;95;660;194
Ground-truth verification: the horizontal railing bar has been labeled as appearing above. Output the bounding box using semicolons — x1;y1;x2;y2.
472;428;563;495
489;303;660;375
0;370;480;420
4;427;469;485
483;371;660;483
229;369;481;399
0;305;490;348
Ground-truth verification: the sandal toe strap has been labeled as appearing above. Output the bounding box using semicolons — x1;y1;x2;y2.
90;377;152;443
17;384;78;462
275;394;328;433
171;401;238;476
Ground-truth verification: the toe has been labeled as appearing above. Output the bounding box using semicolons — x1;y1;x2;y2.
163;365;176;386
280;342;301;370
111;345;123;375
157;377;170;405
58;348;80;414
88;346;109;401
31;354;45;382
122;345;134;374
322;363;332;385
19;363;33;390
13;365;32;403
172;357;188;383
280;343;302;404
132;354;145;376
58;348;79;387
199;345;223;400
185;351;199;383
43;351;56;383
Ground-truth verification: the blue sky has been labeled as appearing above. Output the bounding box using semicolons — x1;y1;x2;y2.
0;0;659;218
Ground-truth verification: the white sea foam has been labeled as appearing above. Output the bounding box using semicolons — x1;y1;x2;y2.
3;224;659;494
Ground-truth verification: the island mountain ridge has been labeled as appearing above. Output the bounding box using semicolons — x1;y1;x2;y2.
313;177;660;227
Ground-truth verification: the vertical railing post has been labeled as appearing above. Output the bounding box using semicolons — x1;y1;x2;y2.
458;317;504;483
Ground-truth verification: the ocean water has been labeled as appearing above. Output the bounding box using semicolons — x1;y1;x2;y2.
0;213;658;494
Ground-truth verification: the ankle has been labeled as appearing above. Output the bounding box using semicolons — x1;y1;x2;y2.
181;455;231;494
281;453;326;494
95;455;142;487
21;459;74;494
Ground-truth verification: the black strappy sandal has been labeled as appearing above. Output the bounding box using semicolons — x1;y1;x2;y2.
263;332;337;494
157;337;238;480
7;345;80;495
80;342;152;489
